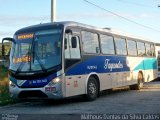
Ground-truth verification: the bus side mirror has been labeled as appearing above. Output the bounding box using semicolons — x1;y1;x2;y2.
2;44;5;58
2;37;15;44
65;38;67;49
71;37;77;48
2;37;15;59
65;29;72;34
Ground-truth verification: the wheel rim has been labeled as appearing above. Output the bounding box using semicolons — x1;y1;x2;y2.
138;73;143;88
139;82;143;88
88;82;97;96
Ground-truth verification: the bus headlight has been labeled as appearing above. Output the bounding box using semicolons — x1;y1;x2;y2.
9;81;16;88
48;77;61;86
53;78;61;83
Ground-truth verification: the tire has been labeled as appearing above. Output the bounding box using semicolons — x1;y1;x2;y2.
130;84;137;90
85;77;99;101
130;72;144;90
137;73;144;90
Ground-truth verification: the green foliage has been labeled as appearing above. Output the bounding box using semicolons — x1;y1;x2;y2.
0;65;8;79
0;65;15;106
0;84;14;106
0;42;15;105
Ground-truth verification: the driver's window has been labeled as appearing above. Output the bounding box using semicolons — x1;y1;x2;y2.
65;33;81;59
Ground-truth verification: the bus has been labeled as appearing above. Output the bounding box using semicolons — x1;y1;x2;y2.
2;21;158;101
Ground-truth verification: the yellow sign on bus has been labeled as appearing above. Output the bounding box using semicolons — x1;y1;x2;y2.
17;33;34;40
13;56;31;63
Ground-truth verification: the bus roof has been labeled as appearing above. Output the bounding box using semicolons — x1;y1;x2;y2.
15;21;155;44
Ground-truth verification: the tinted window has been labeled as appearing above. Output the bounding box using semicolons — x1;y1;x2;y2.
127;40;137;56
10;29;62;72
82;31;99;54
137;42;145;56
114;37;127;55
145;43;151;56
151;44;155;56
100;34;115;54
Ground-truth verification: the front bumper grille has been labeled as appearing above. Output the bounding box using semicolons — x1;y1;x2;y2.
18;90;48;98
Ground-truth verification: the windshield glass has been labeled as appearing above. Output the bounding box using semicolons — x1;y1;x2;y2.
9;29;62;72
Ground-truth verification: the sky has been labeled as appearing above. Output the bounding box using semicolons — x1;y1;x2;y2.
0;0;160;43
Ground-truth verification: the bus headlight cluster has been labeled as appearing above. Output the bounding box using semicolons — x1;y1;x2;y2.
53;78;61;83
48;77;61;86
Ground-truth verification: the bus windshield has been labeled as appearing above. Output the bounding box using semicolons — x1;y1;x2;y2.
9;29;62;73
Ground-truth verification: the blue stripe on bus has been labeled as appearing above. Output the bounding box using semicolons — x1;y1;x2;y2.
66;56;157;76
9;72;57;88
66;56;130;76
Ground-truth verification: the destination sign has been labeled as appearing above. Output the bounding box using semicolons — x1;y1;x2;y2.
17;33;34;40
13;56;31;63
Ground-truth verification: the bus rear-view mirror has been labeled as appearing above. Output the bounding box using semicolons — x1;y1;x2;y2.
71;37;77;48
1;37;15;59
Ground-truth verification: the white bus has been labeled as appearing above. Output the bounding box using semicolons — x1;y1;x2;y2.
2;21;158;101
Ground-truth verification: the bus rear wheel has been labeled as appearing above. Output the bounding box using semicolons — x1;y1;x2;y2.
130;72;144;90
85;77;99;101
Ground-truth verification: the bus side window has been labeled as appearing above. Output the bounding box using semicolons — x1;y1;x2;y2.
137;42;145;56
151;44;155;57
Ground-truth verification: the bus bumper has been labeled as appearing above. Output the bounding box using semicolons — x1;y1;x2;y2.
9;81;64;100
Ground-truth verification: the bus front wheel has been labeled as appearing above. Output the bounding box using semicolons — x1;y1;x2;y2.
85;77;99;101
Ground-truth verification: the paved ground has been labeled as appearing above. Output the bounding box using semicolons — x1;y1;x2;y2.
0;81;160;120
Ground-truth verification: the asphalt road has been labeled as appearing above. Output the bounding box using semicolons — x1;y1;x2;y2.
0;81;160;120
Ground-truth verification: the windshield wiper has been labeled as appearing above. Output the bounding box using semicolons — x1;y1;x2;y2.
15;51;47;74
32;50;47;73
32;39;47;73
